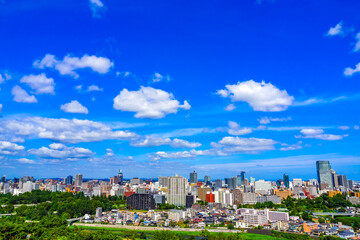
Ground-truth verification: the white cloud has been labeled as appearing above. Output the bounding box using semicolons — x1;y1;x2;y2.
131;136;201;148
326;22;343;36
354;125;359;130
293;96;346;106
152;72;171;83
89;0;105;18
29;143;94;160
17;158;36;164
0;141;25;155
33;54;114;79
296;128;345;140
280;141;302;151
217;80;294;112
20;73;55;94
0;117;138;144
0;104;2;112
113;86;191;119
225;104;236;111
0;73;11;84
152;149;211;161
116;71;131;77
344;62;360;76
338;126;350;130
11;86;37;103
106;148;114;157
61;100;89;114
354;32;360;52
87;85;103;92
258;116;292;124
212;136;278;153
227;121;252;135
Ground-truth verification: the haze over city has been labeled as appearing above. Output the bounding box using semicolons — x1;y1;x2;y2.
1;0;360;180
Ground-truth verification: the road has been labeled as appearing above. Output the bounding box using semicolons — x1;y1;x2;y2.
73;223;243;233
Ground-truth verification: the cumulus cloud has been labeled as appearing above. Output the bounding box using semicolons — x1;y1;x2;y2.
354;33;360;52
217;80;294;112
131;136;201;148
280;141;303;151
89;0;106;18
11;86;37;103
0;73;11;84
113;86;191;119
20;73;55;94
33;54;114;79
225;104;236;111
0;141;25;155
61;100;89;114
28;143;94;160
152;72;171;83
17;158;36;164
326;22;343;36
227;121;252;135
0;117;137;144
87;85;103;92
258;116;292;124
212;136;278;153
344;62;360;76
296;129;345;140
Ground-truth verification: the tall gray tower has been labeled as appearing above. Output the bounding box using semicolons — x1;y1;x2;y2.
316;161;333;188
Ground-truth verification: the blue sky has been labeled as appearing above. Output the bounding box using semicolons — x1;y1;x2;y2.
1;0;360;181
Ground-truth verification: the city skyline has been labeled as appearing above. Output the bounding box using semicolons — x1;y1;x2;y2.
1;0;360;179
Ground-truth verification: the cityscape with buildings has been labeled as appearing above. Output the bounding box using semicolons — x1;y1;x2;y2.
1;161;359;239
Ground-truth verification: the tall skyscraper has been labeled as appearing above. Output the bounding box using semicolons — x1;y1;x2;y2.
1;175;6;183
215;179;222;189
225;177;237;189
204;175;211;185
240;171;246;182
283;174;289;188
236;175;242;187
75;174;83;187
167;175;187;206
66;175;73;185
338;175;348;188
331;170;339;188
316;161;333;188
117;169;123;184
189;170;198;184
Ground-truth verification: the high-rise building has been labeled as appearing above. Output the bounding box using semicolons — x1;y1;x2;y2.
338;175;348;188
204;176;211;185
158;176;170;188
95;207;102;218
118;169;123;184
236;175;242;187
316;161;333;188
215;179;222;189
126;193;155;210
225;177;237;189
1;175;6;183
66;175;73;185
283;174;289;188
189;171;198;184
75;174;83;187
292;178;303;187
168;175;187;206
241;171;246;182
186;194;195;208
331;170;339;188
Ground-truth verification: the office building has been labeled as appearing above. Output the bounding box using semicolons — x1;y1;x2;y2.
1;175;6;183
75;174;83;187
158;176;169;188
240;171;246;182
186;194;195;208
204;175;211;185
225;177;237;189
316;161;333;188
168;175;187;206
338;175;348;188
215;179;222;189
95;207;102;218
292;178;302;187
127;193;155;210
283;174;289;188
66;175;73;185
189;171;198;184
331;170;339;188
